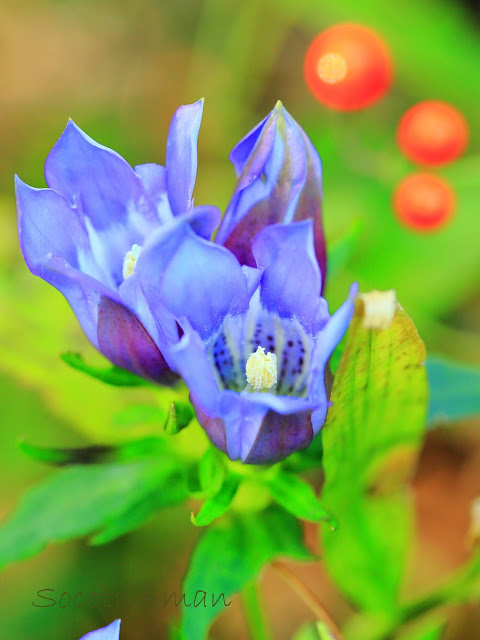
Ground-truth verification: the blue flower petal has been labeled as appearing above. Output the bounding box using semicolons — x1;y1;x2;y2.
184;205;221;240
284;109;326;283
253;221;324;332
309;284;358;433
97;296;176;384
45;120;157;284
166;99;204;216
241;265;264;298
229;112;274;185
16;177;93;275
242;407;314;464
136;220;250;341
79;620;121;640
15;177;118;347
134;163;172;224
218;391;269;460
219;391;318;462
169;322;221;415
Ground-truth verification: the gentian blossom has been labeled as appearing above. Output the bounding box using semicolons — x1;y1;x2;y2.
131;216;356;463
15;99;219;383
79;620;120;640
16;100;356;463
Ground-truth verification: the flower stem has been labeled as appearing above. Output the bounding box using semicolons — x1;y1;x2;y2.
271;561;344;640
241;581;272;640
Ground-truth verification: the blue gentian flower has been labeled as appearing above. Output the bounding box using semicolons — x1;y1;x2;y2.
16;99;355;463
15;99;219;383
216;101;327;285
133;216;356;463
79;620;120;640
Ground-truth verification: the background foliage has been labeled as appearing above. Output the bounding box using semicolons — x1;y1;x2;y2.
0;0;479;638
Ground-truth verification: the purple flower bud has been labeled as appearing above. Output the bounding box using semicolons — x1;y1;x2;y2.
216;101;327;290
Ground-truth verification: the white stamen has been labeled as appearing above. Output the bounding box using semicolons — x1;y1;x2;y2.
360;289;397;330
122;244;142;280
245;346;277;391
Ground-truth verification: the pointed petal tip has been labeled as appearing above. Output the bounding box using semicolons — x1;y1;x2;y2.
49;119;92;156
107;619;121;636
273;100;288;117
81;619;121;640
349;282;360;299
14;175;37;199
178;98;204;113
64;117;80;133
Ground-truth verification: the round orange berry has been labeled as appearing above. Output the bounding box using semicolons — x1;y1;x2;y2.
397;101;469;166
393;173;455;231
304;23;392;111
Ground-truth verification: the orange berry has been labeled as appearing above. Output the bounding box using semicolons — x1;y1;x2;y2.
397;101;469;166
393;173;455;231
304;23;392;111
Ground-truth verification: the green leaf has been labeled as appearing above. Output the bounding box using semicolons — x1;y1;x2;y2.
427;356;480;426
61;351;151;387
182;505;314;640
321;300;428;613
0;457;187;568
264;471;332;524
191;474;241;527
164;401;195;435
91;469;189;545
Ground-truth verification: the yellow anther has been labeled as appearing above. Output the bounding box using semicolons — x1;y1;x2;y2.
122;244;142;280
246;346;277;391
360;289;397;330
317;52;348;84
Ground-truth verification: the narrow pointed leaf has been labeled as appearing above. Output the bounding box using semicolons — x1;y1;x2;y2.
0;457;187;568
91;470;189;545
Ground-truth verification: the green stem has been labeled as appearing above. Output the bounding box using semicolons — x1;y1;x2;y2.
241;581;272;640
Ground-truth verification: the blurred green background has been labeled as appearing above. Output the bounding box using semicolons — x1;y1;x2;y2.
0;0;479;638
